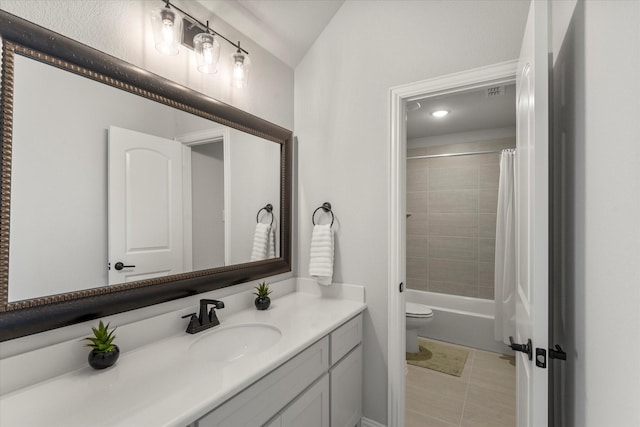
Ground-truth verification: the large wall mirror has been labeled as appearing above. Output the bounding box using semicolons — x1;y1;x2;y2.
0;11;292;341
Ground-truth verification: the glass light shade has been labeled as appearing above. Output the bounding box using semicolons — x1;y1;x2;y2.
231;50;251;88
194;33;220;74
150;6;182;56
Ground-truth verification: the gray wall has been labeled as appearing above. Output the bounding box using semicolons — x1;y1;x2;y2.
406;138;515;299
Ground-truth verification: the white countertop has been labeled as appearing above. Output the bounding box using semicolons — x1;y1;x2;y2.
0;292;366;427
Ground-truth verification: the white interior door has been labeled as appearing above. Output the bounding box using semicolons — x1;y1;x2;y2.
108;126;184;284
515;1;549;425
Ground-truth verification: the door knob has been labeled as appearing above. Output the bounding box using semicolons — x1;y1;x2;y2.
114;262;135;271
509;336;533;360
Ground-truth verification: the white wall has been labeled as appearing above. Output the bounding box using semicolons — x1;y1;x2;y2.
228;130;281;265
294;1;529;423
0;0;293;365
580;6;640;421
551;1;640;426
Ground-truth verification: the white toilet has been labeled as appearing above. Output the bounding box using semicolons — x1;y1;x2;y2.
405;302;434;353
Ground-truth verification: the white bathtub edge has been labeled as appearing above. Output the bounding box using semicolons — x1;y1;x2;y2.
406;290;513;355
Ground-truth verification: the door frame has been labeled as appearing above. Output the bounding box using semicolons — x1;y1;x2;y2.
387;60;518;426
176;127;231;266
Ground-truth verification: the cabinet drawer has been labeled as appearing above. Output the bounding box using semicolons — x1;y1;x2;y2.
198;337;329;427
330;314;362;365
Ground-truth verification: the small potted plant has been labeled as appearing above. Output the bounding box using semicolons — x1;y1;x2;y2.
253;281;272;310
83;320;119;370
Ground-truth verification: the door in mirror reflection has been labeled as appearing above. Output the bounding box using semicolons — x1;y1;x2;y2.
108;126;185;284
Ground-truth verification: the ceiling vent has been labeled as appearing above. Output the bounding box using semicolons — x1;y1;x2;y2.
485;86;504;97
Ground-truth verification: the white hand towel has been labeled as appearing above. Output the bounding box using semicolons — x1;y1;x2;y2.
267;223;276;258
309;224;334;285
250;223;271;261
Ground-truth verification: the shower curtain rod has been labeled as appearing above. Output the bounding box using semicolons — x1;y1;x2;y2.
406;149;512;160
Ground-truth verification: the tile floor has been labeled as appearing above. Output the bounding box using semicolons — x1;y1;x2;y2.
405;339;516;427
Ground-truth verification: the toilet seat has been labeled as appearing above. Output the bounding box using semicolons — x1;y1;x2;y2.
405;302;433;318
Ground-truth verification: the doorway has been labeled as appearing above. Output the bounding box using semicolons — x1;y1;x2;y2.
388;60;519;427
177;127;231;269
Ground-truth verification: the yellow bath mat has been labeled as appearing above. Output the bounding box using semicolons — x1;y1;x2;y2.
406;338;469;377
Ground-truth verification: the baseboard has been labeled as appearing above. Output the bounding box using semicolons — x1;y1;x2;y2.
361;416;387;427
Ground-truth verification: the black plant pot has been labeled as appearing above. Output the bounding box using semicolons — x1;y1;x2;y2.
88;345;120;370
254;296;271;311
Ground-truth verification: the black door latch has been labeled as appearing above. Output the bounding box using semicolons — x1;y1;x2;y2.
509;336;532;360
549;344;567;360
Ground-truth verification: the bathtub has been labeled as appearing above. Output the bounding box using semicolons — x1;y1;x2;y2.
406;289;512;355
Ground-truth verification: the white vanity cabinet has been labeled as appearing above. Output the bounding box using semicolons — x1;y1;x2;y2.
194;313;362;427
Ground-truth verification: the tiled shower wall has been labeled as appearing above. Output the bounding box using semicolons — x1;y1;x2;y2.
406;138;515;299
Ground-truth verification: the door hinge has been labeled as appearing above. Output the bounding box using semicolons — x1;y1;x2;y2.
536;348;547;368
399;282;404;293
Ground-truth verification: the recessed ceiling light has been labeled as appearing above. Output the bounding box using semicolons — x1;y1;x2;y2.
431;110;449;118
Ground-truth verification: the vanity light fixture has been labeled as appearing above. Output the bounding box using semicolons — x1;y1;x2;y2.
231;42;251;88
193;26;220;74
150;1;183;55
431;110;449;118
150;0;250;85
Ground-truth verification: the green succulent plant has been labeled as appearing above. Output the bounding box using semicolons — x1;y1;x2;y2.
83;321;117;353
253;282;272;298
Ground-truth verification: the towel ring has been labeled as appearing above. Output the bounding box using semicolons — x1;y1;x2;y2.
312;202;334;227
256;204;274;226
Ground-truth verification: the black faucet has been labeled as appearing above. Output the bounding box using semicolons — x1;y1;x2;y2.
182;299;225;334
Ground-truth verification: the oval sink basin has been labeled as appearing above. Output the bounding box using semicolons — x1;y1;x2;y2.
188;323;282;363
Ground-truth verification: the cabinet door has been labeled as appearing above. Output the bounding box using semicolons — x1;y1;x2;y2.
281;374;329;427
331;345;363;427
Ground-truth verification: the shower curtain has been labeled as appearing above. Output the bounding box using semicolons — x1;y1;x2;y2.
494;149;516;345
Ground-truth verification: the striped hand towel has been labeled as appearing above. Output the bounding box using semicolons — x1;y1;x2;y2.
267;223;276;258
309;224;334;285
250;223;271;261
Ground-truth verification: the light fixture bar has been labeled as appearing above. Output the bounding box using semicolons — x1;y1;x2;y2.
161;0;249;55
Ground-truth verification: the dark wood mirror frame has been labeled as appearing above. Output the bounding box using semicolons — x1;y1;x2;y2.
0;10;292;341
